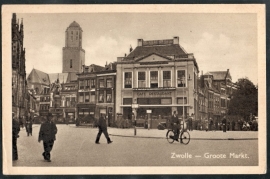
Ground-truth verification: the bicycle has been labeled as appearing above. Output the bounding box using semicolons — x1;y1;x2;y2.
166;124;190;145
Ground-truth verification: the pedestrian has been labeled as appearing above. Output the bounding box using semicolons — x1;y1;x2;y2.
170;111;180;142
25;115;33;136
232;120;235;131
222;116;227;132
215;119;218;131
209;118;213;131
188;114;193;131
38;113;58;162
12;113;20;161
95;114;113;144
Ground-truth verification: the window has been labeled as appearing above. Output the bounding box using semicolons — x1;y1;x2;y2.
177;97;187;104
99;90;104;102
79;93;84;103
177;70;186;87
163;71;171;87
66;98;70;107
99;79;105;88
85;92;90;102
106;90;112;102
107;79;112;88
161;98;172;104
71;36;73;41
221;99;226;107
86;80;90;89
90;92;95;102
124;72;132;88
91;79;95;88
79;80;84;89
150;71;158;88
70;59;72;68
138;72;146;88
123;98;132;105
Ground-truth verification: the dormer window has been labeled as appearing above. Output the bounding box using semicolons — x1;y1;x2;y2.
70;59;72;68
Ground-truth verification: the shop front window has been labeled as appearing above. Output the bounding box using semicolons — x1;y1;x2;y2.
177;97;187;104
177;70;186;87
150;71;158;88
124;72;132;88
138;72;146;88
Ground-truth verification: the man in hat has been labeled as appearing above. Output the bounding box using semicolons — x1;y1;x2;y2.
38;113;57;162
95;114;113;144
171;111;180;142
12;112;20;160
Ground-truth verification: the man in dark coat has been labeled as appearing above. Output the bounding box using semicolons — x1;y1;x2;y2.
171;111;180;141
95;114;113;144
222;116;227;132
38;114;57;162
25;115;33;136
12;114;20;160
188;114;193;131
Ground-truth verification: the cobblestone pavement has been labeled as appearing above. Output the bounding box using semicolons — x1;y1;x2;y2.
13;124;258;167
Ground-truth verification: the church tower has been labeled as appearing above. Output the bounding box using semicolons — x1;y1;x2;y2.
62;21;85;73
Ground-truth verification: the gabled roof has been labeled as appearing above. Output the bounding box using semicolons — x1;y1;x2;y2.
209;70;231;81
126;44;187;59
48;73;69;84
66;72;78;82
134;52;173;62
27;68;50;86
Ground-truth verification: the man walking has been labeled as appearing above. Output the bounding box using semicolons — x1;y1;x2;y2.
12;113;20;160
188;114;193;131
38;114;57;162
95;114;113;144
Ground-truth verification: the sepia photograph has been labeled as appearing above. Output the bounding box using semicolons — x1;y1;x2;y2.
2;4;266;175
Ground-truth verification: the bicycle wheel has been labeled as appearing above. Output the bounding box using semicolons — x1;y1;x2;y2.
166;130;175;144
180;131;190;145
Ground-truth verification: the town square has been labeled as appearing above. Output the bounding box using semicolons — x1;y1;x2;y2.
3;5;265;175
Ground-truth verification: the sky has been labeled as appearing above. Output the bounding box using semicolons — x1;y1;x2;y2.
17;13;258;84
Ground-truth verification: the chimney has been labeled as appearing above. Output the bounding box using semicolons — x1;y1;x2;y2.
173;36;179;44
137;39;143;46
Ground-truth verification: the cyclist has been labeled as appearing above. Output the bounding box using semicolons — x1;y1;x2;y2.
170;111;180;142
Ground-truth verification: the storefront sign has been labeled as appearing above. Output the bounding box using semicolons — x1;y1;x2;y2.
146;110;152;114
137;91;172;96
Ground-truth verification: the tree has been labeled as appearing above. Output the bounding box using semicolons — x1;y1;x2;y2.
228;77;258;120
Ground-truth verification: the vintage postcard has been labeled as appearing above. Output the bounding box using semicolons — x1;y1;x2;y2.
2;4;266;175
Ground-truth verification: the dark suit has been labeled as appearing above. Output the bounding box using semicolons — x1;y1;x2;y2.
171;114;180;139
12;119;20;160
38;120;57;160
26;119;33;136
222;117;227;132
95;116;112;143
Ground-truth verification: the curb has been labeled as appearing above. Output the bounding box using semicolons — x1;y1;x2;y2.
109;134;258;140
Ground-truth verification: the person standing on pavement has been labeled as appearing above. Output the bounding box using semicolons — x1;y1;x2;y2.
25;114;33;136
12;114;20;161
188;114;193;131
209;118;213;131
38;113;58;162
95;114;113;144
222;116;227;132
171;111;180;142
